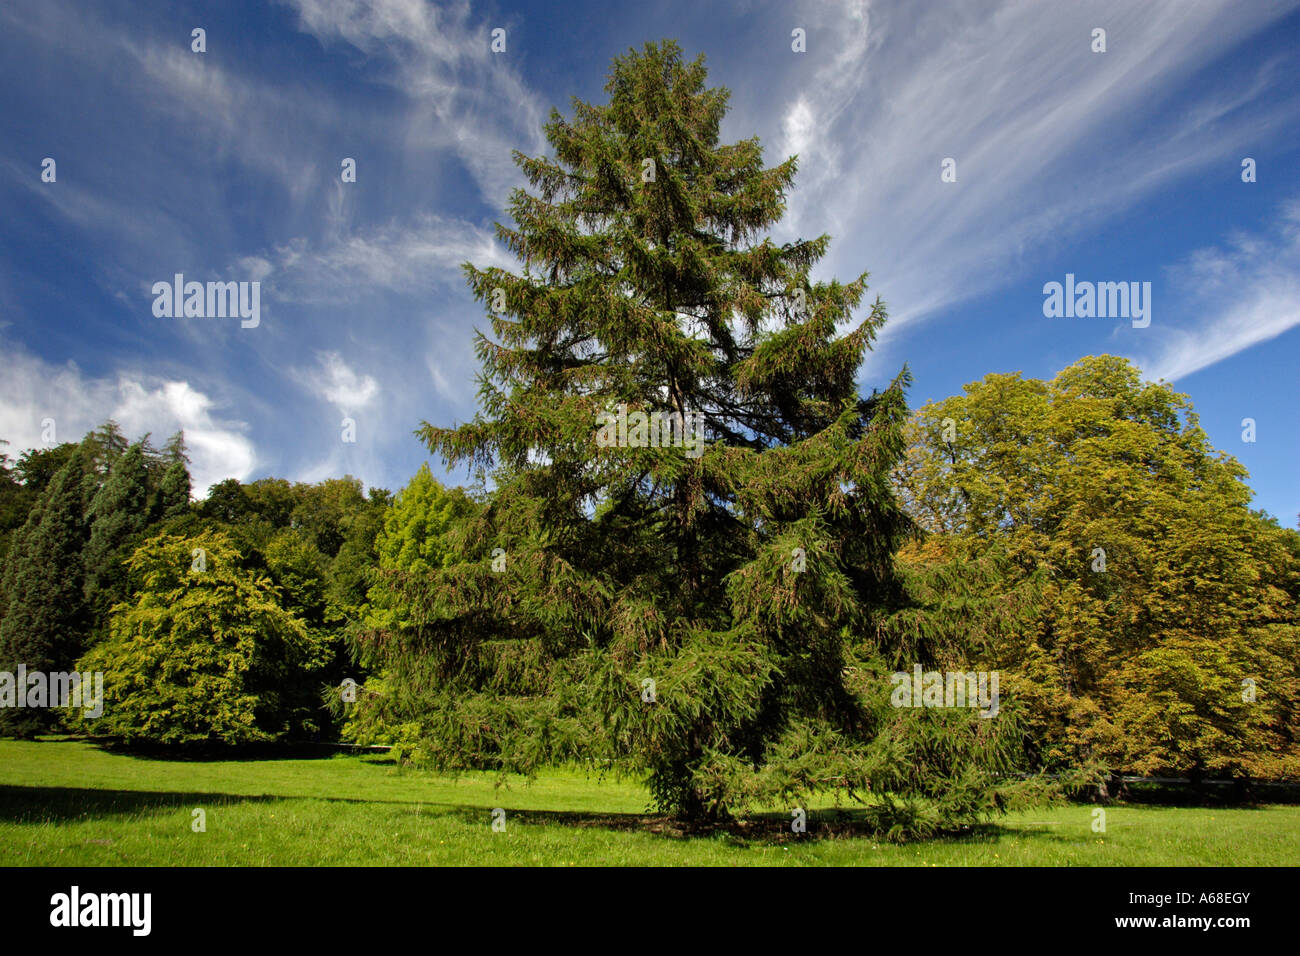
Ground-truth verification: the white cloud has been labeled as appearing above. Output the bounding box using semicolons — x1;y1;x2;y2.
0;348;256;497
1133;200;1300;382
279;0;548;207
299;351;381;412
426;355;455;401
782;98;817;161
763;0;1300;337
239;257;275;282
266;213;514;302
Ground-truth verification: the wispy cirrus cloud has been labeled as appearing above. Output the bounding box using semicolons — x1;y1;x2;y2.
763;0;1300;340
267;213;514;303
1134;199;1300;383
280;0;548;208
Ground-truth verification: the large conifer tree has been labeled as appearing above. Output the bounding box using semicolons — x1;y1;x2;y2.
84;443;150;622
373;41;1028;827
153;460;192;522
0;448;92;736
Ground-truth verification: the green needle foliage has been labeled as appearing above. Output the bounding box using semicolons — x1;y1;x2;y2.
0;447;93;736
152;460;192;523
84;443;150;624
358;41;1034;831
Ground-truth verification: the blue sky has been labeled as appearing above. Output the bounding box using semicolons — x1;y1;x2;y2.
1;0;1297;523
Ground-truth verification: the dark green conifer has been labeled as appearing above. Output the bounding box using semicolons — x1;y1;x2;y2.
154;460;192;522
0;449;92;735
83;443;150;621
369;41;1031;829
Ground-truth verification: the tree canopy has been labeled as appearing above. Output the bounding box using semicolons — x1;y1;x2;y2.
78;531;315;745
894;355;1300;781
354;40;1033;828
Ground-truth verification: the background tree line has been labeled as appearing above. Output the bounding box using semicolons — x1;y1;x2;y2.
0;354;1295;802
0;422;396;742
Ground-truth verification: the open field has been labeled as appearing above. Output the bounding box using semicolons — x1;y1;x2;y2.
0;739;1295;866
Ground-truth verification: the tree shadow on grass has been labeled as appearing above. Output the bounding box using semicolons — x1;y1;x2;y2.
91;741;351;763
0;784;283;823
1097;787;1290;809
0;782;633;825
439;804;682;836
0;783;1115;857
432;804;1075;847
16;735;387;763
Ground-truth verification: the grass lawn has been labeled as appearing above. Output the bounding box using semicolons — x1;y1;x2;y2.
0;739;1294;866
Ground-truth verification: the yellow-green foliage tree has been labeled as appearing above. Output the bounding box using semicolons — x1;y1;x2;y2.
894;355;1300;781
337;464;476;753
364;464;477;632
78;531;314;745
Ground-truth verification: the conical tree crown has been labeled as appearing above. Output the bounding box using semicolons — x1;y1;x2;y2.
385;41;1020;826
155;460;192;521
84;443;150;616
0;448;92;735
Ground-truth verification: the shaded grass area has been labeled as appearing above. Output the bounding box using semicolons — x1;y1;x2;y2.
0;739;1295;866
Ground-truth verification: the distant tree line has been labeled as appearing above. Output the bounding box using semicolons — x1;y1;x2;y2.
0;356;1296;809
0;422;394;743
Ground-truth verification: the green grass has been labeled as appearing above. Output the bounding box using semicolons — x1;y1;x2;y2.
0;739;1294;866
